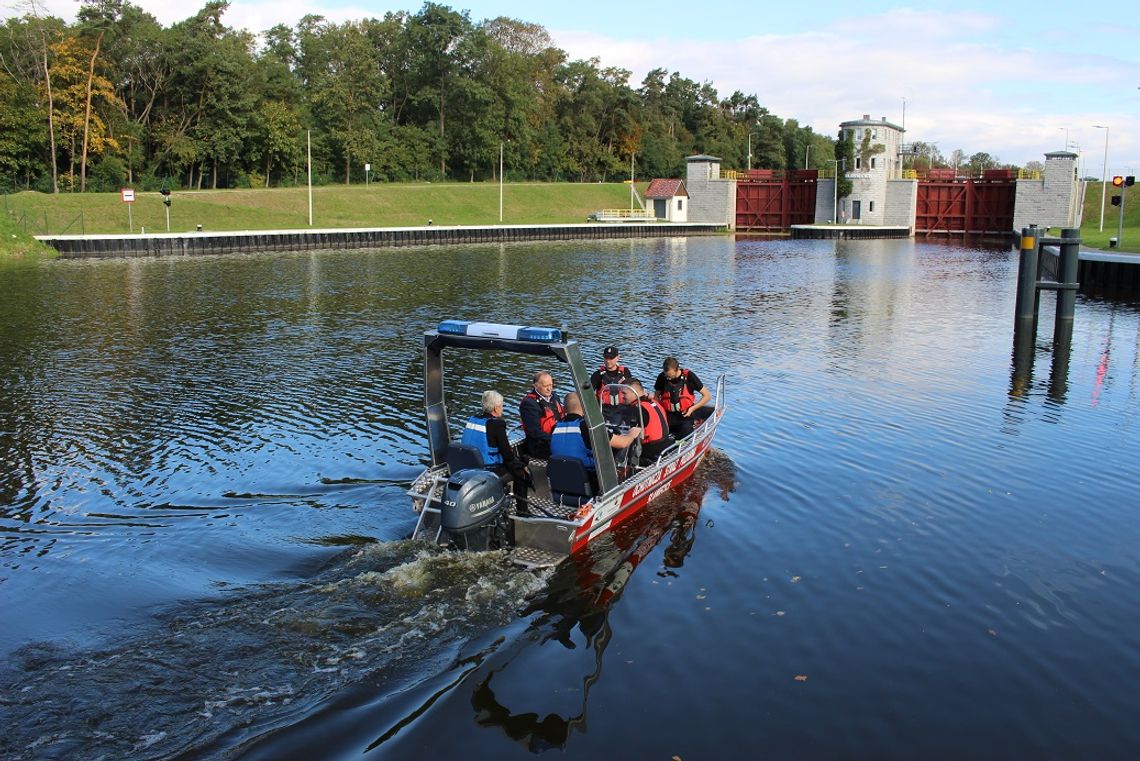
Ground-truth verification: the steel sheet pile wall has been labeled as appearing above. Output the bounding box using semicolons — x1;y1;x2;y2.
40;224;725;259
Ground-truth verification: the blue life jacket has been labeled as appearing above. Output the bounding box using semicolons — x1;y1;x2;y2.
550;418;594;469
460;415;502;466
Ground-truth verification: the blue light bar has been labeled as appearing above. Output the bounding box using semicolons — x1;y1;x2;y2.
437;320;471;335
518;326;563;342
436;320;563;343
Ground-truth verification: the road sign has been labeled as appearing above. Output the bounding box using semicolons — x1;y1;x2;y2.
121;188;136;203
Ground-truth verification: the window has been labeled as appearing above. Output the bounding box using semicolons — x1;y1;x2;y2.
870;157;876;169
872;129;878;139
677;199;683;210
855;157;861;170
869;201;875;212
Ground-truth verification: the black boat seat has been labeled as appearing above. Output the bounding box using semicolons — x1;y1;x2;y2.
547;455;594;507
446;442;485;473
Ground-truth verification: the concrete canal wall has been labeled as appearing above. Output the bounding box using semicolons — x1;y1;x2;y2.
789;225;911;240
1078;250;1140;297
37;222;726;259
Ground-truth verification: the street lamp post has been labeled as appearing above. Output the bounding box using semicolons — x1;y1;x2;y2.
805;143;811;170
746;120;760;172
1093;125;1109;232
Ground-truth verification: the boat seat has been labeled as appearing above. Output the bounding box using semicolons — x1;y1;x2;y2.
547;455;594;507
445;442;485;473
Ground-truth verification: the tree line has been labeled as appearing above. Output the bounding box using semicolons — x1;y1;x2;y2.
0;0;840;194
1;1;1025;196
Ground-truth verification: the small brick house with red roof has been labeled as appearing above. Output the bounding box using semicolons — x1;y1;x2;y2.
645;178;689;222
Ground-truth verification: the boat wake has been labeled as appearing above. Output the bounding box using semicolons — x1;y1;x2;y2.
0;542;548;760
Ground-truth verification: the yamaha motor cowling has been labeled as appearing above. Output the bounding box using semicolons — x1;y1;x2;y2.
440;470;511;550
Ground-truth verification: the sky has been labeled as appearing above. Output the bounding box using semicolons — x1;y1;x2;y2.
12;0;1140;174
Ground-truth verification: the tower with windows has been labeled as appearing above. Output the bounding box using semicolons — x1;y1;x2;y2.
835;114;907;225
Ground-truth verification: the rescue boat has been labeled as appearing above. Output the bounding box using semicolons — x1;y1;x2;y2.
407;320;726;568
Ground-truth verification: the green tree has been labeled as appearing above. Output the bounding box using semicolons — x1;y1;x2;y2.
405;3;473;176
307;20;389;184
835;128;855;198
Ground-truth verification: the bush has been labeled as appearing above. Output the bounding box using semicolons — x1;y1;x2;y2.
88;156;128;193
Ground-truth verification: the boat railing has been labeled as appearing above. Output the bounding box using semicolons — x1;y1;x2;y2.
633;373;726;470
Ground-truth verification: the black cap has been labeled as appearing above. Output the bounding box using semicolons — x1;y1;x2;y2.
603;346;620;359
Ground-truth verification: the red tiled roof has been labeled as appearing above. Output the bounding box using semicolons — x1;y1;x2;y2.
645;178;687;198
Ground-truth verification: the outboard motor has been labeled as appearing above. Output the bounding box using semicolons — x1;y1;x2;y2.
440;470;511;551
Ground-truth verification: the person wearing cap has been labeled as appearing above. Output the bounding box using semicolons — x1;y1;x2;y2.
654;357;712;439
590;346;634;413
518;370;564;459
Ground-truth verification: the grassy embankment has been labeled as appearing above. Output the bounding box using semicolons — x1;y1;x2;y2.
0;213;55;258
1;182;648;238
4;180;1137;254
1080;181;1140;253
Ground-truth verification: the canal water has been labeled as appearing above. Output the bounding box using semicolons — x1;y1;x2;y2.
1;237;1138;759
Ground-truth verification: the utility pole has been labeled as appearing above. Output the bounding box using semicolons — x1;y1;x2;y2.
1117;183;1126;247
307;130;313;227
1093;125;1109;232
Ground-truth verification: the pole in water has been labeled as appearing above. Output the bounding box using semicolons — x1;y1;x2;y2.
1015;226;1040;325
1053;227;1080;345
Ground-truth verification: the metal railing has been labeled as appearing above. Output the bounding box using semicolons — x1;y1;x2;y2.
592;208;657;221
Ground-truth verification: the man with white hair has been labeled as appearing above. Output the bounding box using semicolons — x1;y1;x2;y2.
462;389;530;511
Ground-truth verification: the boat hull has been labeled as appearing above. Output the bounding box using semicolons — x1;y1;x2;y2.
568;410;720;554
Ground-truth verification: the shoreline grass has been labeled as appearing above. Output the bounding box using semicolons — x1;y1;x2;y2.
2;181;649;237
4;180;1136;254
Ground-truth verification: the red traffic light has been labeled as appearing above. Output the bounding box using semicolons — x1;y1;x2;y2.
1112;175;1124;187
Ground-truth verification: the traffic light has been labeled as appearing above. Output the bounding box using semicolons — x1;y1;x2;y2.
1111;195;1122;207
1112;176;1124;188
160;188;171;207
1127;176;1136;187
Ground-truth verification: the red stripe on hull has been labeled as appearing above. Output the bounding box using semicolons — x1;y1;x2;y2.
568;437;712;554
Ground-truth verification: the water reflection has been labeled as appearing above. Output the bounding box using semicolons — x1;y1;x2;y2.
464;454;736;752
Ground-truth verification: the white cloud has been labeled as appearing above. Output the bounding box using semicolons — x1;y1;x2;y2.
551;9;1140;169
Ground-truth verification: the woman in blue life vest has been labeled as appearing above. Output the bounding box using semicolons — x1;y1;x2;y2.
518;370;564;458
461;390;531;512
654;356;712;439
